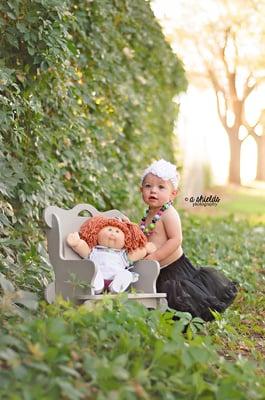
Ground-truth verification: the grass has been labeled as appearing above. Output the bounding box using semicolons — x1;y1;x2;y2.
180;183;265;223
215;184;265;217
179;183;265;363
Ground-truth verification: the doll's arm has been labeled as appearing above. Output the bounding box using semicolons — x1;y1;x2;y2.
66;232;91;258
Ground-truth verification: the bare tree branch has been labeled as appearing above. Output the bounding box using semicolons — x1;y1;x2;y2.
215;90;229;132
242;108;265;138
242;74;257;101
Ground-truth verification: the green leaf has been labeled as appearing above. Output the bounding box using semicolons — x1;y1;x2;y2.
14;291;39;310
0;335;24;351
0;348;18;362
27;47;35;56
0;273;15;293
16;22;27;33
56;379;83;400
59;365;81;378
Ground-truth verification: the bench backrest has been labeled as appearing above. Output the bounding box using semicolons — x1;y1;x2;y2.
44;204;128;260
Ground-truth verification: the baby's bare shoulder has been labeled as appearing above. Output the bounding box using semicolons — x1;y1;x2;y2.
164;205;180;219
162;206;181;225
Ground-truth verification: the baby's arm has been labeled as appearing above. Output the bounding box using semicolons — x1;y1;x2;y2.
145;207;182;262
66;232;91;258
128;242;157;262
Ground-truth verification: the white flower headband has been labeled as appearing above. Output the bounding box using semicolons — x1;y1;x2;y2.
141;159;180;189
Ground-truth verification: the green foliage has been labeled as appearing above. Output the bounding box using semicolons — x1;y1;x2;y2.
181;212;265;292
0;297;264;400
0;272;38;318
182;212;265;363
0;0;187;290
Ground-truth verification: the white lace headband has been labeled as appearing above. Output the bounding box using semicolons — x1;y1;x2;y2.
141;159;180;189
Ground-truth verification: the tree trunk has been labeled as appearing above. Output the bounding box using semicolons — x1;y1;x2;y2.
256;134;265;181
228;131;241;184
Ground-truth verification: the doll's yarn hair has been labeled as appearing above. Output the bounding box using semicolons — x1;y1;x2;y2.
79;216;147;253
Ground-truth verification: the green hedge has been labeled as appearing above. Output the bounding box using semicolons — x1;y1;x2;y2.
0;0;187;290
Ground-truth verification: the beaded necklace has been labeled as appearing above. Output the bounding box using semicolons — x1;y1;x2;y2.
140;201;172;237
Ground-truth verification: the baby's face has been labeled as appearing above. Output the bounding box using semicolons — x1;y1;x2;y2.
141;173;177;209
98;226;125;249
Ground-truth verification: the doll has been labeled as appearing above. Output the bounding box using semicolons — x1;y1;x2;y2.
66;216;156;294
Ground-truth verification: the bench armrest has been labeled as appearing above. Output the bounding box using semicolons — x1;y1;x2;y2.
131;260;160;293
53;259;98;301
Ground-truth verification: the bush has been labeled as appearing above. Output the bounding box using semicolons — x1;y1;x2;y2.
0;297;264;400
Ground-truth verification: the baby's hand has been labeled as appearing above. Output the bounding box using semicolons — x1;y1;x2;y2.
144;252;158;261
66;232;81;248
145;242;156;254
128;247;147;262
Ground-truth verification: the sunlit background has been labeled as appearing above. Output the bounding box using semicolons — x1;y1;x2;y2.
152;0;265;195
176;87;258;188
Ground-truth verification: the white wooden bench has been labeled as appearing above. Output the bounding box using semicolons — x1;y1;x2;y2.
43;204;167;309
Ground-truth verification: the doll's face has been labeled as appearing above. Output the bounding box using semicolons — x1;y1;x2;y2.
97;226;125;249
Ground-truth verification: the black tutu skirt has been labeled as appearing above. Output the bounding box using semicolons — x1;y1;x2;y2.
156;253;238;321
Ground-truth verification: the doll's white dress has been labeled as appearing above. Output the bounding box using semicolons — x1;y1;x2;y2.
89;246;138;293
